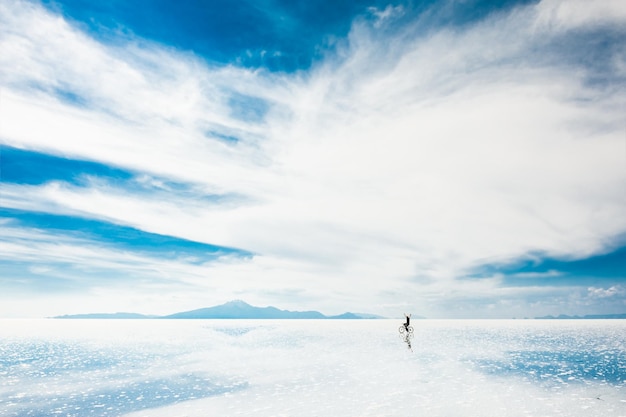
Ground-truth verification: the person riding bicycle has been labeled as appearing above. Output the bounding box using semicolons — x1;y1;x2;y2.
403;313;411;332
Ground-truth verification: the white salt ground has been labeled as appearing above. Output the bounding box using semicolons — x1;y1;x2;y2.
0;319;624;417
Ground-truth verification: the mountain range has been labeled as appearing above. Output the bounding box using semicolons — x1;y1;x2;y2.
53;300;386;319
535;313;626;319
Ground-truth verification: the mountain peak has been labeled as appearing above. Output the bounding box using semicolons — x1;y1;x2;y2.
224;300;251;307
164;300;324;319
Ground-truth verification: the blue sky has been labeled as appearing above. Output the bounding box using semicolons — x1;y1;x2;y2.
1;0;625;318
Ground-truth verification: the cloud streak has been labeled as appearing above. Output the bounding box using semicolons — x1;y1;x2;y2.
1;0;625;317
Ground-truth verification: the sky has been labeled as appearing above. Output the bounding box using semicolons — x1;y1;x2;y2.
0;0;625;319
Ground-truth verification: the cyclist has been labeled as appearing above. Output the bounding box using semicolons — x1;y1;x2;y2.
403;313;411;331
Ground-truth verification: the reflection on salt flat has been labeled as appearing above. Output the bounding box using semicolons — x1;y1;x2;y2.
472;350;626;386
0;339;247;417
0;319;624;417
5;376;245;417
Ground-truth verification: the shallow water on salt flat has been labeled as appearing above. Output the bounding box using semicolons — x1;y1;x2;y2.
1;319;624;417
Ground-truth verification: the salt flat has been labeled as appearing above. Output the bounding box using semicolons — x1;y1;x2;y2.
1;319;624;416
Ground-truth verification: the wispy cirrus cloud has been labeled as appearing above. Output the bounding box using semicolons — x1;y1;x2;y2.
1;0;625;317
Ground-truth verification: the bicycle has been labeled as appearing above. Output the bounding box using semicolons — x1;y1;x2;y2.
398;324;414;335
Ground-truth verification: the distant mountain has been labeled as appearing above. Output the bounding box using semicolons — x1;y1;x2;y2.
328;312;361;319
535;313;626;319
53;300;386;320
54;312;157;319
163;300;327;319
351;312;389;319
326;312;389;319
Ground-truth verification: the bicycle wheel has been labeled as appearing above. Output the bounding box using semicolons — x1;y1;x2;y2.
398;325;406;334
407;326;414;334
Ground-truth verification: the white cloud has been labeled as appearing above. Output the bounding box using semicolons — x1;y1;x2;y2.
588;285;626;299
536;0;626;30
1;0;625;317
368;5;405;27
